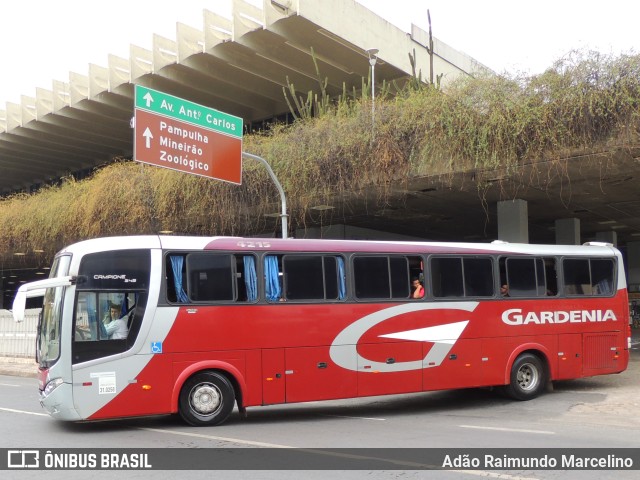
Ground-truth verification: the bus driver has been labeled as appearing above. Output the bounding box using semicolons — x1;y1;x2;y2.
103;303;128;340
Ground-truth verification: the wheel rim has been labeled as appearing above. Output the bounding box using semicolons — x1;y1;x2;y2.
516;362;539;391
189;382;223;416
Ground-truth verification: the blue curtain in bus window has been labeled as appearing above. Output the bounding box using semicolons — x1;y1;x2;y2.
264;255;281;302
337;256;346;300
170;255;189;303
243;256;258;301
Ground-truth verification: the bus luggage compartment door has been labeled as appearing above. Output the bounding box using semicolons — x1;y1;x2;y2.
557;333;582;380
284;345;357;403
262;348;285;405
583;333;623;376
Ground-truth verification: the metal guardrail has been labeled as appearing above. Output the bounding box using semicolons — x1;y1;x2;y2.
0;309;39;358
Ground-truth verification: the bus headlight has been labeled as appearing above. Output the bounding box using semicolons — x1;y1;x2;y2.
42;377;64;397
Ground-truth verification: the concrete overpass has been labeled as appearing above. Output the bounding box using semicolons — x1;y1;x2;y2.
0;0;483;194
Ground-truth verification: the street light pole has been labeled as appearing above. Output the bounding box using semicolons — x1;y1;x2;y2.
242;152;289;239
366;48;379;120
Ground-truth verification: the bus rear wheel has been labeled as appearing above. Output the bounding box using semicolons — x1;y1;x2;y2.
504;353;546;401
179;371;235;426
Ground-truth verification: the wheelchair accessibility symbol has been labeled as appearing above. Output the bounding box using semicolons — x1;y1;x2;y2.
151;342;163;354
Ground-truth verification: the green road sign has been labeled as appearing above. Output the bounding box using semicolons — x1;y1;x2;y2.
135;85;242;139
134;85;243;184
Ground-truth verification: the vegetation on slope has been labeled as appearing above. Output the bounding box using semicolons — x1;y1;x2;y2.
1;50;639;257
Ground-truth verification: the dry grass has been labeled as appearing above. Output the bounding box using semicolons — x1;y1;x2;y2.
1;50;639;257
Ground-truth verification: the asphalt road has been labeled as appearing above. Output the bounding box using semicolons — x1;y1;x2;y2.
1;340;638;480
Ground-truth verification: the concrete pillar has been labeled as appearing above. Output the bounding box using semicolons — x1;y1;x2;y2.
555;218;580;245
595;230;617;246
497;199;528;243
626;241;640;290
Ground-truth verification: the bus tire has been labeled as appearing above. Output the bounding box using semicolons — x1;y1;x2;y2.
504;353;546;401
179;371;235;426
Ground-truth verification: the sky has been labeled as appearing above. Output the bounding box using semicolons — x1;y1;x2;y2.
0;0;638;105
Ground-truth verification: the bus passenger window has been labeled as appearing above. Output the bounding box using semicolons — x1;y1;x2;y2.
431;257;493;298
463;257;494;297
591;259;614;295
504;258;537;297
187;254;234;301
563;258;614;296
354;257;391;299
563;258;591;295
564;258;615;296
281;255;345;301
500;256;554;297
431;258;463;298
544;258;558;296
353;256;413;300
284;255;325;300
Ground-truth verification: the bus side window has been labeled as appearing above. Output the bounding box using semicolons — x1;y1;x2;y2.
353;255;412;300
389;256;410;299
563;258;610;296
591;259;615;295
543;258;558;296
463;257;494;297
432;256;493;298
354;256;391;299
500;256;555;297
431;257;463;298
505;258;537;297
187;254;234;302
283;255;325;300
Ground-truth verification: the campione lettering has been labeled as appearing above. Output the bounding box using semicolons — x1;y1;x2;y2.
502;308;617;325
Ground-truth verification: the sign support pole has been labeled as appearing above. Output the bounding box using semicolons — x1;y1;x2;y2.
242;152;288;239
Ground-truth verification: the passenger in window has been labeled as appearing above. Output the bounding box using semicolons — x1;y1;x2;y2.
500;284;510;297
103;303;128;340
412;278;425;298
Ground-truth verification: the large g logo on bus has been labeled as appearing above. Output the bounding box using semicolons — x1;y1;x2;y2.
330;302;479;373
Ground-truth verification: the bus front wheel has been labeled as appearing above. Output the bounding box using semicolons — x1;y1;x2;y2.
179;371;235;426
504;353;546;401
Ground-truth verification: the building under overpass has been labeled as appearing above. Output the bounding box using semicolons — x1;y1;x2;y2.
1;0;640;307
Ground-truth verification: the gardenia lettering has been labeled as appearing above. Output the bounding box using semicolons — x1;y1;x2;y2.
502;308;617;325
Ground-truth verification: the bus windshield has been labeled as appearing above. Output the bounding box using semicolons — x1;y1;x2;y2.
37;255;71;367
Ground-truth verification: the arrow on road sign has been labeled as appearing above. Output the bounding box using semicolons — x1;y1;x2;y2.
143;127;153;148
143;91;154;108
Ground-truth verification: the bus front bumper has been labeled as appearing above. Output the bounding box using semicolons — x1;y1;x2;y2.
39;382;81;421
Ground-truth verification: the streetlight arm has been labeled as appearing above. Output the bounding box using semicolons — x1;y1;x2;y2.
242;152;289;239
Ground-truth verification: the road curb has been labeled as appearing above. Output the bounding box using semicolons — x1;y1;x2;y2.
0;357;37;378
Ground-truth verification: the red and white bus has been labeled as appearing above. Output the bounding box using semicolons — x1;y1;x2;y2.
14;236;630;426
